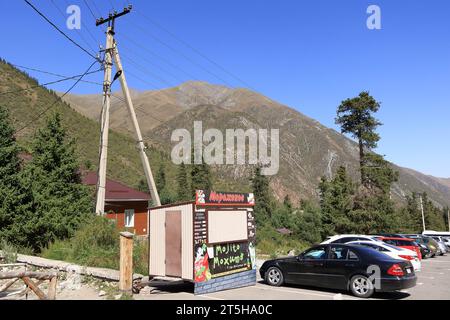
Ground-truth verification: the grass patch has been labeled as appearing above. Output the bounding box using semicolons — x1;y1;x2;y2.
41;216;148;275
256;225;310;258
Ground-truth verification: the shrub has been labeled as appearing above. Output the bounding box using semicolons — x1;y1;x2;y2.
41;216;149;275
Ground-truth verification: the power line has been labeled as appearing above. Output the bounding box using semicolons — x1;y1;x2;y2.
11;64;103;86
119;53;176;87
15;60;100;134
0;69;102;96
83;0;97;21
50;0;97;54
136;11;256;91
62;0;101;47
125;20;234;87
87;0;102;17
23;0;100;62
116;40;188;84
115;32;198;81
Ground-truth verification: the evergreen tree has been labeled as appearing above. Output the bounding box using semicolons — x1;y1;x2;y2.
293;200;323;244
190;157;213;196
336;92;382;187
16;113;92;251
363;153;399;194
155;163;166;192
421;193;446;231
250;166;273;224
176;162;191;201
137;179;150;193
0;106;25;244
319;166;354;237
283;195;293;211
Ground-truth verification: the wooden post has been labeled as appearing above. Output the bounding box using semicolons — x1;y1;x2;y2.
119;231;134;293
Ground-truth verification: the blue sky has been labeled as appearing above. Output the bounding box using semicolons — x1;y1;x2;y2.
1;0;449;177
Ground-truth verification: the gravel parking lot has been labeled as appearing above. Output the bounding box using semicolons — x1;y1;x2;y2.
135;254;450;300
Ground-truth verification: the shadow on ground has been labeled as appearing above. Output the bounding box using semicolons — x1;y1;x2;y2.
257;280;410;300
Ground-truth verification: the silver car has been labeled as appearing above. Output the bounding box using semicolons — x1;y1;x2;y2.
431;236;448;254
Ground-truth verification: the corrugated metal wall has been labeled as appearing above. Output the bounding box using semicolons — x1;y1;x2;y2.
149;203;193;280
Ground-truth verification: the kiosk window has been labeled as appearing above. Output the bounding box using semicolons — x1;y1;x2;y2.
208;210;248;244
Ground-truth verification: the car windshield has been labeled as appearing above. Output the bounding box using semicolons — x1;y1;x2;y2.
304;247;327;259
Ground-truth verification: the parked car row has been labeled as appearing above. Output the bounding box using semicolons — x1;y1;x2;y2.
261;231;450;298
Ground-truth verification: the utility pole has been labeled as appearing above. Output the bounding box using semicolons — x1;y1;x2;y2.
419;195;426;233
95;6;161;215
447;208;450;232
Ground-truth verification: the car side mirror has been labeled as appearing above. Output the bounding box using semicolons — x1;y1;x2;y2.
297;254;304;261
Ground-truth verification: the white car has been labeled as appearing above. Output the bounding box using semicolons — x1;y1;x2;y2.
321;235;381;245
348;241;421;272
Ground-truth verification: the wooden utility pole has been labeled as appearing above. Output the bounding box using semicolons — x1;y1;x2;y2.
419;195;426;232
119;232;134;293
95;5;161;215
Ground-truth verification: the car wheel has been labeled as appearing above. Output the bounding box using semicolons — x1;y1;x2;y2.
265;267;284;287
349;275;374;298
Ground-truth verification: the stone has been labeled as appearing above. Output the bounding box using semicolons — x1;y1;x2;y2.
98;290;106;297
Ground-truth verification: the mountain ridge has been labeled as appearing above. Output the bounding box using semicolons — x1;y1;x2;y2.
62;80;450;207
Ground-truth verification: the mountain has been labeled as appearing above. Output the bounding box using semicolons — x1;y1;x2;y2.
62;80;450;207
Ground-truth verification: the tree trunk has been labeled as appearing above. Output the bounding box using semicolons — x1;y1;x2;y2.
358;138;365;186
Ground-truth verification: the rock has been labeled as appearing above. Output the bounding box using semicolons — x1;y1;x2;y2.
58;272;82;291
98;290;106;297
287;250;296;257
139;286;153;295
114;294;122;300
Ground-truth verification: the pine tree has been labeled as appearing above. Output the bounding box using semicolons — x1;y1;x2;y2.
16;113;92;251
336;92;382;187
176;162;191;201
190;157;212;196
0;106;25;244
319;166;354;236
155;163;166;192
250;166;273;224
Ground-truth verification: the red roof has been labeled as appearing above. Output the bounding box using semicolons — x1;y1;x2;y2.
82;172;150;202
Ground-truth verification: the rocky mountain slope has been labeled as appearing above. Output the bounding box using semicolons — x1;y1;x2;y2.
63;81;450;207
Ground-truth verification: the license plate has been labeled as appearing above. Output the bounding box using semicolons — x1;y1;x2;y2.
406;268;411;274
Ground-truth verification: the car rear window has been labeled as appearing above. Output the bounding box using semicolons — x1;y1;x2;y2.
384;239;414;246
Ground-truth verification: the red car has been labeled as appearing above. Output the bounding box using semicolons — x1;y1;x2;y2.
376;237;422;260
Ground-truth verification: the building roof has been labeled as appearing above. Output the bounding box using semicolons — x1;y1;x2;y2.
82;172;150;202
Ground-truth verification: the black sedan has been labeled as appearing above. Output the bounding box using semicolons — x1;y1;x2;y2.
260;244;417;298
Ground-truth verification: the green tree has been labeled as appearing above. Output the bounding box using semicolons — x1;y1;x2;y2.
0;106;26;245
155;163;166;192
16;113;92;251
176;162;191;201
250;166;273;224
336;92;382;187
293;200;322;244
363;153;399;194
190;158;213;196
319;166;354;237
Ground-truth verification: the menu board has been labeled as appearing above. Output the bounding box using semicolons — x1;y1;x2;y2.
193;211;207;246
209;242;250;276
